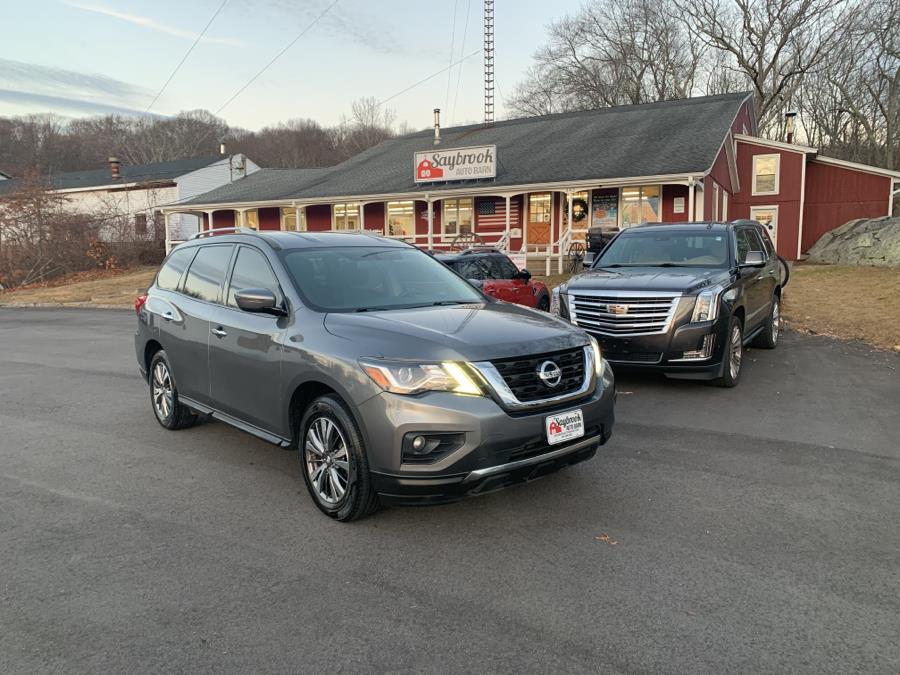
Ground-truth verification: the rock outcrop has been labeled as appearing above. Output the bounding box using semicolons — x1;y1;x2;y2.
807;216;900;266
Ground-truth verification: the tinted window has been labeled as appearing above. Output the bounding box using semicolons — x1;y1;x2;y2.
454;259;486;280
484;256;519;279
281;246;483;312
735;229;757;263
227;247;280;307
597;231;729;267
756;226;775;257
156;247;195;291
182;245;234;303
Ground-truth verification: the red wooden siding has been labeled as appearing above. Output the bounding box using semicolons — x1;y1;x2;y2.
305;204;331;231
211;210;235;229
258;207;280;231
801;162;892;252
731;140;805;259
661;185;689;222
730;100;755;136
363;202;385;232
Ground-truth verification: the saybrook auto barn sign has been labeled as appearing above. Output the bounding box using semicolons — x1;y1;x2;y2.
414;145;497;183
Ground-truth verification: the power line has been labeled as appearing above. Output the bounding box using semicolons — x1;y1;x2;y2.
378;49;482;108
213;0;340;117
144;0;230;114
451;0;472;125
444;0;459;114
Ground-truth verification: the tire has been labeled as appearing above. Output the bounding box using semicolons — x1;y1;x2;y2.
777;256;790;287
752;294;780;349
537;294;550;312
713;316;744;388
149;350;197;430
299;394;380;522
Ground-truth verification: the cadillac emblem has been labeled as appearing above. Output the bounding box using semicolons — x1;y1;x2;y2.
607;304;629;315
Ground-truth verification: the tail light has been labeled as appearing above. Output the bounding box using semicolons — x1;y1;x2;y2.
134;294;148;316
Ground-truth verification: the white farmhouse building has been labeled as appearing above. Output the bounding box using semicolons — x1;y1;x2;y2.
0;154;260;240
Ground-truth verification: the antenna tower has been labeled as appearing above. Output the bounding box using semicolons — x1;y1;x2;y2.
483;0;494;124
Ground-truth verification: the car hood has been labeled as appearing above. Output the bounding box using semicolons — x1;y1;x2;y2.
565;266;731;294
324;301;587;362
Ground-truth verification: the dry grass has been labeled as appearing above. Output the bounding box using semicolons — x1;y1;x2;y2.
0;266;157;308
783;264;900;351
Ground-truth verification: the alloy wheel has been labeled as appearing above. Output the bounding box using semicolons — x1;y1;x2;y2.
152;361;174;419
729;325;743;380
771;299;780;344
305;417;350;505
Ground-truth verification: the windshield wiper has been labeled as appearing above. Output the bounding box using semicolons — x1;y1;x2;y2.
430;300;471;306
355;306;394;312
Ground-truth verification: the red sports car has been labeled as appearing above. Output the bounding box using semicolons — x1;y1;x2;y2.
436;249;550;311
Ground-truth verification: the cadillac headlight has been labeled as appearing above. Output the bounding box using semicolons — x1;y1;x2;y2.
360;359;483;396
691;286;723;323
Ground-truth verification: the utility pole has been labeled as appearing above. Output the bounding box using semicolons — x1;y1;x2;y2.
483;0;494;124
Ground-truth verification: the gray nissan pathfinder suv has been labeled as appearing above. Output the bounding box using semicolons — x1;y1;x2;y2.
135;230;615;520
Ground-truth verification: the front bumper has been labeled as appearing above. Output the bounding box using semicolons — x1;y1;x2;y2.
588;318;729;380
360;362;616;504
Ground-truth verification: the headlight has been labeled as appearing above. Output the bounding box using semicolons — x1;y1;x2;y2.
360;359;483;396
588;335;605;376
550;287;561;315
691;286;723;323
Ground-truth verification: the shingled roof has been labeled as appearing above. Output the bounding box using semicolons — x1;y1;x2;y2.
0;155;225;195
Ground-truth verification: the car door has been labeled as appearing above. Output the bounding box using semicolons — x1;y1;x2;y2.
161;244;234;405
208;244;286;434
751;224;779;312
734;227;768;330
493;255;535;307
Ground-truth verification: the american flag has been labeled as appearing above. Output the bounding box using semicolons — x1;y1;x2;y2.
476;197;520;229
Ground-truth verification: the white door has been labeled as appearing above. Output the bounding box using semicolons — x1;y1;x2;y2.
750;206;779;246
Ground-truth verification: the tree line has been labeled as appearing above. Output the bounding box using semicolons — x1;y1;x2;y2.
0;97;399;177
507;0;898;170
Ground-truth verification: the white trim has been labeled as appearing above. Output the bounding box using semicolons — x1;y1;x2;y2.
798;157;807;259
749;205;780;248
752;154;781;196
811;155;900;179
722;190;728;221
734;133;817;155
712;181;720;221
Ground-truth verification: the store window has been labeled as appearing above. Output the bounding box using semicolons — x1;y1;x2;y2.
565;191;590;227
245;209;259;230
443;198;473;236
333;203;360;230
281;207;303;232
620;186;660;228
752;154;780;195
387;200;415;237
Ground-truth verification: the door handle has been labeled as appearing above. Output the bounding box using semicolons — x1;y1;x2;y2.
211;327;228;338
162;311;174;321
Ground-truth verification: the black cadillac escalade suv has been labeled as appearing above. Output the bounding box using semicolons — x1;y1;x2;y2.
551;221;783;387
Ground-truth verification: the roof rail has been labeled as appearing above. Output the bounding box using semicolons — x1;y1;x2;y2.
190;226;257;240
460;246;502;255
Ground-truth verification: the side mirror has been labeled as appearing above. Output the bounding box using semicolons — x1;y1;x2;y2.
742;250;766;267
466;278;484;289
582;252;596;269
516;268;532;281
234;288;283;315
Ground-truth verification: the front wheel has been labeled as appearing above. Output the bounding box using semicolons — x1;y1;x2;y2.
753;294;780;349
537;294;550;312
713;317;744;388
299;394;380;521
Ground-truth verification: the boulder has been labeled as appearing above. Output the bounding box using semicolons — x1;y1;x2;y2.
807;216;900;267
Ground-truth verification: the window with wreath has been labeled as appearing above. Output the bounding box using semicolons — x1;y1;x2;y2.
442;198;473;235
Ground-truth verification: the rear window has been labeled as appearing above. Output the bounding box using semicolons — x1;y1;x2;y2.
182;245;234;303
156;247;195;291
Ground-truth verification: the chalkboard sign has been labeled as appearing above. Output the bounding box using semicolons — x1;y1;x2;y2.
592;190;618;229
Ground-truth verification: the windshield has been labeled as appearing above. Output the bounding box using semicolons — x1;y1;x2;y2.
596;230;730;268
281;246;484;312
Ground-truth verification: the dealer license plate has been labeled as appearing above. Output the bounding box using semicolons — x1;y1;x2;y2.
545;409;585;445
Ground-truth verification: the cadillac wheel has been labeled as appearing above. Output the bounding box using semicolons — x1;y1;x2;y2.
298;395;379;521
714;317;743;388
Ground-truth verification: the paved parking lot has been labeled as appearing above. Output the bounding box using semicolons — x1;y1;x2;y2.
1;308;898;673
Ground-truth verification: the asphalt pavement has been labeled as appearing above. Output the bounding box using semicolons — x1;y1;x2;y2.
1;308;898;674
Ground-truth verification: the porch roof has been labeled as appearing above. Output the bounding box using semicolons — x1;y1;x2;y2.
178;92;751;208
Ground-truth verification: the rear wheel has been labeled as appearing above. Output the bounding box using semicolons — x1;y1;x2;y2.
149;350;196;430
713;316;743;388
752;294;780;349
537;294;550;312
299;394;379;521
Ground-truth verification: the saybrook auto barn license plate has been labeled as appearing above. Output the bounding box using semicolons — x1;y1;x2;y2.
545;409;584;445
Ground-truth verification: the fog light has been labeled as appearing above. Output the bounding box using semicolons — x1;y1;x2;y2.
401;432;465;463
676;334;716;361
411;435;426;451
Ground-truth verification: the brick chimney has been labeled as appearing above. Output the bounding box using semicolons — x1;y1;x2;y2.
108;157;121;180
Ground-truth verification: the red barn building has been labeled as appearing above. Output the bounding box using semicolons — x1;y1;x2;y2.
163;93;899;267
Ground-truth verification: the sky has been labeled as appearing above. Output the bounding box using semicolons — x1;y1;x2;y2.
0;0;582;131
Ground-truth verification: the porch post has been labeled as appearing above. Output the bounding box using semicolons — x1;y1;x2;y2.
359;202;365;231
562;190;573;273
164;212;172;253
237;208;246;229
295;206;303;232
504;195;512;248
688;180;695;222
426;197;434;249
206;210;214;231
